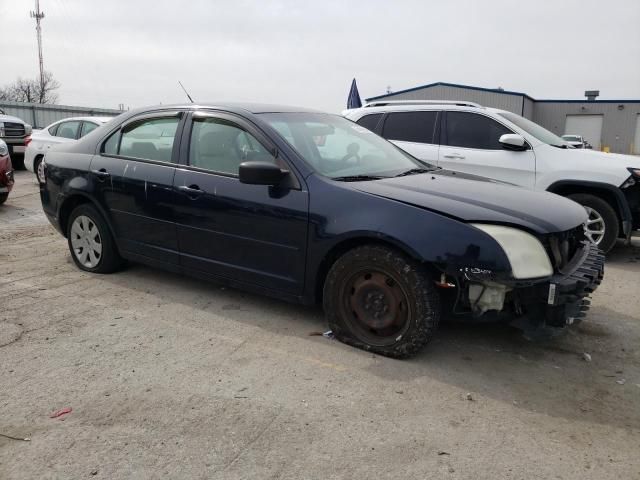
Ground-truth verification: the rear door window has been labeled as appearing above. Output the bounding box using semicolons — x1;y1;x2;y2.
119;117;180;162
355;113;383;132
445;112;512;150
382;111;438;144
56;121;81;139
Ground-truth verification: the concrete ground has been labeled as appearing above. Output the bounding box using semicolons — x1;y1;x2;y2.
1;170;639;480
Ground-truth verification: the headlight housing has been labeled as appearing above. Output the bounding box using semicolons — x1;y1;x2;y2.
472;224;553;279
0;141;8;157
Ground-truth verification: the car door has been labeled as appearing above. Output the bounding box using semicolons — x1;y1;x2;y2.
89;111;184;265
438;111;536;187
173;111;309;295
379;111;440;165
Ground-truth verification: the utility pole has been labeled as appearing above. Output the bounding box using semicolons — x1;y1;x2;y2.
30;0;46;95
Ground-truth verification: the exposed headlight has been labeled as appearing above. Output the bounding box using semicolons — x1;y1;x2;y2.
0;123;4;137
472;224;553;279
0;141;8;156
628;168;640;178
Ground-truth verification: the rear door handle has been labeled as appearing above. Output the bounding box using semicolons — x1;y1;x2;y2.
443;153;465;159
177;184;205;199
91;168;110;180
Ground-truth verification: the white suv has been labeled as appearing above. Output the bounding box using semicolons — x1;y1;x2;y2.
344;101;640;253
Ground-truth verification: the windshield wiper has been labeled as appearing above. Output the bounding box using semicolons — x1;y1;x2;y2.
331;174;386;182
394;167;435;177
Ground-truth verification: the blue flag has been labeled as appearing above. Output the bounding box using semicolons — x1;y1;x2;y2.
347;78;362;109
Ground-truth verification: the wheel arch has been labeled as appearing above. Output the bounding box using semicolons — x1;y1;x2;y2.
57;192;115;239
546;180;632;237
313;233;437;305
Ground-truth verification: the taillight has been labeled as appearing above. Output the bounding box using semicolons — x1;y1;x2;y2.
24;136;32;147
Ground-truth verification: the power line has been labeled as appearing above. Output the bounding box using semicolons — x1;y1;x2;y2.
30;0;46;93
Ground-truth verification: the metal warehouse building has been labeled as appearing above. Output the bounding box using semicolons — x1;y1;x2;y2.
366;82;640;155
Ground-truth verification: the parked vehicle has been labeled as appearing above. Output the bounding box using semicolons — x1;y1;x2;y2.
25;116;113;179
0;108;32;170
0;140;14;205
344;100;640;253
561;134;592;149
40;103;603;358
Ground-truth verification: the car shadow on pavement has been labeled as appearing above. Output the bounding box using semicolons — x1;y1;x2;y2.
94;257;640;432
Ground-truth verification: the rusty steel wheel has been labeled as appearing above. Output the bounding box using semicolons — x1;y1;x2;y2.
324;245;441;358
341;269;410;347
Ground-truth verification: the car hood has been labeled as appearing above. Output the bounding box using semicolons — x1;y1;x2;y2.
351;171;587;234
0;114;27;125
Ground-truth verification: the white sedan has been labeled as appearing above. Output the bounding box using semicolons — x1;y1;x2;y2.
25;116;113;177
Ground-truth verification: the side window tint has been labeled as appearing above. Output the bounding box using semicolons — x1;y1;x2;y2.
103;130;120;155
80;122;99;137
48;124;59;136
446;112;512;149
119;117;180;162
382;111;438;144
189;117;275;175
355;114;383;132
57;121;81;139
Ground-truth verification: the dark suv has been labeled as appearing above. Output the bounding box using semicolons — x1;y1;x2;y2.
40;103;603;358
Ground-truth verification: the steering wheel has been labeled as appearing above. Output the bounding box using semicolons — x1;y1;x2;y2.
341;143;361;164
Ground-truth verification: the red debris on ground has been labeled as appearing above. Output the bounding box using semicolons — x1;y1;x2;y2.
49;407;72;419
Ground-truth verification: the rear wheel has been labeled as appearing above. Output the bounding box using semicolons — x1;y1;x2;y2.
568;193;618;253
323;245;440;358
66;204;123;273
33;155;44;181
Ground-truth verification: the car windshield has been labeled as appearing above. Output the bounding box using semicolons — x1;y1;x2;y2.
260;112;434;180
498;111;568;148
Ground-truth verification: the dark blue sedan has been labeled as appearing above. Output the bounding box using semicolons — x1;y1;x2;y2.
39;103;603;358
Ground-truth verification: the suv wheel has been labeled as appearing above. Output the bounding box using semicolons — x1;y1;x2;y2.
568;193;619;253
67;204;123;273
323;245;440;358
0;193;7;205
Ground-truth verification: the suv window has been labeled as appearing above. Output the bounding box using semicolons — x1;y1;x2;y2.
382;111;438;144
56;121;81;139
117;117;180;162
355;113;383;132
80;121;99;137
189;117;275;175
445;112;511;150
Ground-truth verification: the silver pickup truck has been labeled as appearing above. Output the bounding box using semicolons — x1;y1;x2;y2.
0;108;32;169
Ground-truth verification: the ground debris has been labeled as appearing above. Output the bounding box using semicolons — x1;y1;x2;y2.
583;353;592;362
438;450;450;456
466;393;474;401
616;379;626;385
0;432;31;442
50;406;72;419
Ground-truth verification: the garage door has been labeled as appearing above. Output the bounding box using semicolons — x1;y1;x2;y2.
565;115;603;150
634;114;640;155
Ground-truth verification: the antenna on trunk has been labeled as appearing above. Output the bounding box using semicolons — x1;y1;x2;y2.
178;81;194;103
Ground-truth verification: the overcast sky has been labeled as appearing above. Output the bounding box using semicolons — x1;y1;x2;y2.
1;0;639;112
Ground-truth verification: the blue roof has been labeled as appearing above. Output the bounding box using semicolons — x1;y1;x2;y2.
365;81;640;104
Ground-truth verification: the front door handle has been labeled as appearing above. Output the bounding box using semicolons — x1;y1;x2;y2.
91;168;110;180
443;153;465;159
177;184;205;199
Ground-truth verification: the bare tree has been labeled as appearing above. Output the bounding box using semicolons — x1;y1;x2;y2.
0;71;60;104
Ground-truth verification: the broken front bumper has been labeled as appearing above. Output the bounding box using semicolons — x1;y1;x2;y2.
510;241;604;335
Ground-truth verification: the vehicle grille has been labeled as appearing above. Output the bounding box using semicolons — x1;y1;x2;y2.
543;225;587;272
2;122;26;137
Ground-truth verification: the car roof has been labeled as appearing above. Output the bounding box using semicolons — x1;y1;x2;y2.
50;116;115;126
124;102;324;117
344;103;512;118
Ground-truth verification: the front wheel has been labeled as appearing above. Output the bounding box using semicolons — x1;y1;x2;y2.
568;193;619;253
66;203;124;273
0;193;7;205
323;245;440;358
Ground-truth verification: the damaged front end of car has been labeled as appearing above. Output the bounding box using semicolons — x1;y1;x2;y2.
436;223;604;338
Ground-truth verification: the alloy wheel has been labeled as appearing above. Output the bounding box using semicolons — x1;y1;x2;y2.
584;206;605;245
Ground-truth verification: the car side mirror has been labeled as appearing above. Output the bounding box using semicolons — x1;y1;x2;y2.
239;161;289;186
499;134;527;151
